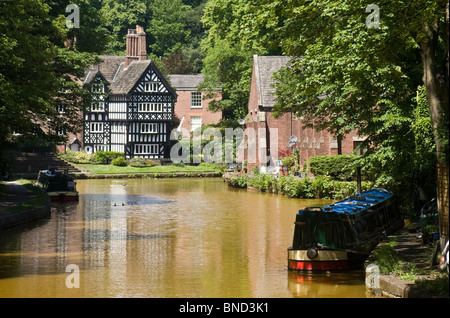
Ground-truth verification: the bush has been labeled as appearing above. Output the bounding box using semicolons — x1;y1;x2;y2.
94;151;124;164
111;156;127;166
309;155;359;180
130;157;156;167
60;151;96;164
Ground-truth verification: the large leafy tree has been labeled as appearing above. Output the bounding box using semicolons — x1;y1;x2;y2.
200;0;281;123
244;0;448;222
0;0;98;164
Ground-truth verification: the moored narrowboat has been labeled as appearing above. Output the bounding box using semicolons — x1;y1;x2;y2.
288;188;403;271
36;169;79;202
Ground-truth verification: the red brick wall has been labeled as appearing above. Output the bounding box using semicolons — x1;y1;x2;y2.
244;108;362;171
174;90;222;132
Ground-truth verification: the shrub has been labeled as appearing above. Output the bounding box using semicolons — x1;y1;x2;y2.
111;156;127;166
94;151;124;164
130;157;156;167
309;155;359;180
60;151;96;164
230;175;248;188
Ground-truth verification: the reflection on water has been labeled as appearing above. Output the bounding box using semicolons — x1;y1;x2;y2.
0;178;372;298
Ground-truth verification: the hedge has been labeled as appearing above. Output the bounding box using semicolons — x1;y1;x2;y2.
308;155;359;181
232;174;373;200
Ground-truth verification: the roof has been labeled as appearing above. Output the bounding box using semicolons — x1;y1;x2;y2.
109;60;152;95
253;55;291;107
83;55;126;84
83;57;175;96
168;74;204;90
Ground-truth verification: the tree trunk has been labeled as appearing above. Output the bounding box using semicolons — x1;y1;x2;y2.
420;6;449;243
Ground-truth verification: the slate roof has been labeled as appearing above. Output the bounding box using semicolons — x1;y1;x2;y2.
83;57;175;96
253;55;291;108
168;74;204;90
83;55;126;84
109;60;151;95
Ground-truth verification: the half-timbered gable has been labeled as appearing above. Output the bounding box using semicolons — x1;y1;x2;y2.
82;26;176;159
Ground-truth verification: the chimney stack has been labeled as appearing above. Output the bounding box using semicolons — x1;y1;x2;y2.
125;25;147;68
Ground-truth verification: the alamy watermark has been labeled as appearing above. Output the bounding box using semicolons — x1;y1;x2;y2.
365;264;380;290
65;264;80;288
169;126;279;167
365;4;380;28
65;4;80;29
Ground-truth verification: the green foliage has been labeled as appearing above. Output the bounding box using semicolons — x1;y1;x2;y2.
242;174;372;199
309;155;360;181
230;175;248;188
130;157;157;167
148;0;192;57
59;151;96;164
111;156;127;167
0;0;98;153
94;151;124;164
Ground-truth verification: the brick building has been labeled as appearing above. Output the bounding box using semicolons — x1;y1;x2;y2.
244;55;364;172
168;74;222;133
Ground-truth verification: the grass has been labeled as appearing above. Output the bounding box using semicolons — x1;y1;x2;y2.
77;163;223;175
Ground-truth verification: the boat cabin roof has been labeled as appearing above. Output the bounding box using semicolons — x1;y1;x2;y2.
300;188;393;215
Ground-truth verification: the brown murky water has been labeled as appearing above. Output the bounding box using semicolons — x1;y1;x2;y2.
0;178;372;298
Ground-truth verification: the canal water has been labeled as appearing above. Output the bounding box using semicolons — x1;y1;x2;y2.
0;178;372;298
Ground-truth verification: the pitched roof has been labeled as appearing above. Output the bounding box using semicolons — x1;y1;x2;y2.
168;74;204;90
83;55;126;84
83;57;176;96
109;60;151;95
253;55;291;107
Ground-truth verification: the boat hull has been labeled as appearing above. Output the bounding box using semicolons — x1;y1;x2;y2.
48;191;79;202
288;249;349;271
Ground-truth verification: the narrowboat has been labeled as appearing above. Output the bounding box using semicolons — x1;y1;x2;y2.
288;188;403;271
36;169;79;202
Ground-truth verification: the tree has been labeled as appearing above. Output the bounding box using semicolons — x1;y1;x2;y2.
147;0;192;58
100;0;149;54
0;0;98;158
200;0;281;123
245;0;448;235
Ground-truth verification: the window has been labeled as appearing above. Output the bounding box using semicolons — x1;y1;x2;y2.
191;92;202;108
144;82;159;92
91;84;104;93
190;116;202;132
57;126;66;136
57;104;66;113
134;144;158;155
353;141;367;155
91;101;105;112
90;122;103;133
138;103;163;112
141;123;158;134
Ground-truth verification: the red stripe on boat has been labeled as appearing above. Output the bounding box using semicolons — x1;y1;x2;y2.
288;260;348;271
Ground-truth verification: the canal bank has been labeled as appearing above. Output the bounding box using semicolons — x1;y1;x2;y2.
365;229;448;298
0;181;51;230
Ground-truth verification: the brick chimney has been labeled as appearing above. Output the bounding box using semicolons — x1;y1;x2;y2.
125;25;147;68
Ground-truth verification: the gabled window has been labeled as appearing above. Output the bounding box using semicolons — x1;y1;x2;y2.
144;82;159;92
91;83;104;93
191;92;202;108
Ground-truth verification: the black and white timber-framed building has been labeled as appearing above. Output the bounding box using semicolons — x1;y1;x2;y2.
82;25;176;159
